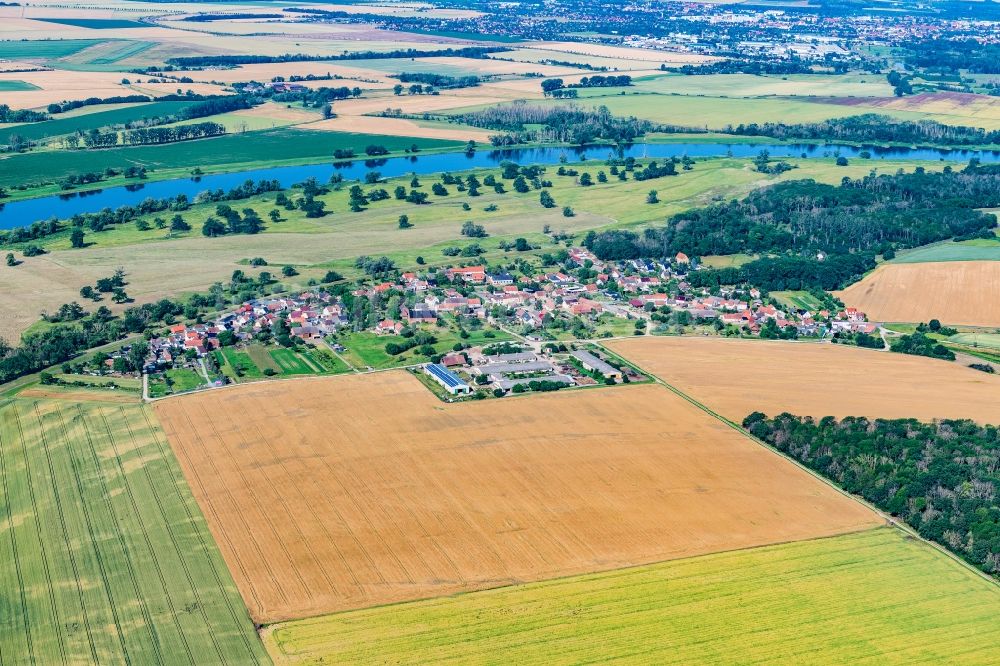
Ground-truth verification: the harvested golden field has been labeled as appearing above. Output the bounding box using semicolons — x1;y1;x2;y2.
607;337;1000;423
530;41;717;64
837;261;1000;327
155;371;879;623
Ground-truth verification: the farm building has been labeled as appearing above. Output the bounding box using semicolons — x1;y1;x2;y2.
425;363;472;395
572;350;622;380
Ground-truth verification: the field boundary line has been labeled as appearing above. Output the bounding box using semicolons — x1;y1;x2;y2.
596;341;1000;589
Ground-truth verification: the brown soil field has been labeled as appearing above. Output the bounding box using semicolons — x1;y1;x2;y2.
301;115;493;141
837;261;1000;327
606;337;1000;423
155;371;880;623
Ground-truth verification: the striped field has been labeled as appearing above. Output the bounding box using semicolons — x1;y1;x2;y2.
265;528;1000;665
0;398;267;664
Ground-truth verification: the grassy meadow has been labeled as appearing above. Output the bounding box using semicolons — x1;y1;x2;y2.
893;239;1000;263
0;398;267;664
0;129;461;188
265;528;1000;665
0;100;201;145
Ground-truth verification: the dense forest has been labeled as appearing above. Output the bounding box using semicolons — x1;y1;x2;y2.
458;102;659;146
583;162;1000;290
744;413;1000;576
726;114;1000;147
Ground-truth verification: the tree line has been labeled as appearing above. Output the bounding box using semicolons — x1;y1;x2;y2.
458;102;660;146
725;114;1000;147
165;46;510;68
394;72;480;89
744;413;1000;576
72;121;226;149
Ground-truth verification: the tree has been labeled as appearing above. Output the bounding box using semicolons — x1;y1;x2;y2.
202;217;226;237
597;170;608;183
836;156;849;166
579;173;593;186
393;84;404;95
928;319;941;332
281;265;298;277
269;209;281;223
398;214;412;229
646;190;659;204
5;252;16;267
170;214;190;232
563;206;575;217
70;228;85;248
539;190;555;208
461;221;487;238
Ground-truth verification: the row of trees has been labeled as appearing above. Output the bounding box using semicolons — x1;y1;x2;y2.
68;121;226;149
459;102;659;146
744;413;1000;575
726;114;1000;147
166;46;509;68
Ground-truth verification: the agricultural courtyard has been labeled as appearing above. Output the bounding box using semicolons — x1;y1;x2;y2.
153;371;880;623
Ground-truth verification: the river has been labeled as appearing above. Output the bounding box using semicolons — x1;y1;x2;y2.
2;141;998;230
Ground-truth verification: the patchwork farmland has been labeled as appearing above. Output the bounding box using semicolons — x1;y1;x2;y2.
837;260;1000;327
154;371;880;623
607;337;1000;424
264;528;1000;665
0;398;266;664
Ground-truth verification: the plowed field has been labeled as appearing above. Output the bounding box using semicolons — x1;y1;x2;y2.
155;372;879;623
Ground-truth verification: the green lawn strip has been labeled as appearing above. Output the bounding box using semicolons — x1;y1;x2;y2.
244;344;278;373
219;347;264;380
0;129;462;188
303;348;351;374
264;528;1000;664
0;399;267;663
268;348;313;375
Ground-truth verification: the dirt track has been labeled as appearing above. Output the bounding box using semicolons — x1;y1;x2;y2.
155;371;879;623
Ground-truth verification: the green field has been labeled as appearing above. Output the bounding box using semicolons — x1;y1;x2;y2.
0;398;267;663
336;325;511;370
948;333;1000;350
771;290;823;311
0;101;200;146
0;80;40;92
0;129;461;187
216;347;265;381
893;240;1000;263
269;347;315;374
0;39;102;60
35;18;150;30
147;368;204;397
265;528;1000;665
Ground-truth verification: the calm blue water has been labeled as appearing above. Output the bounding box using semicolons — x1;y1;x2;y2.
1;141;997;229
